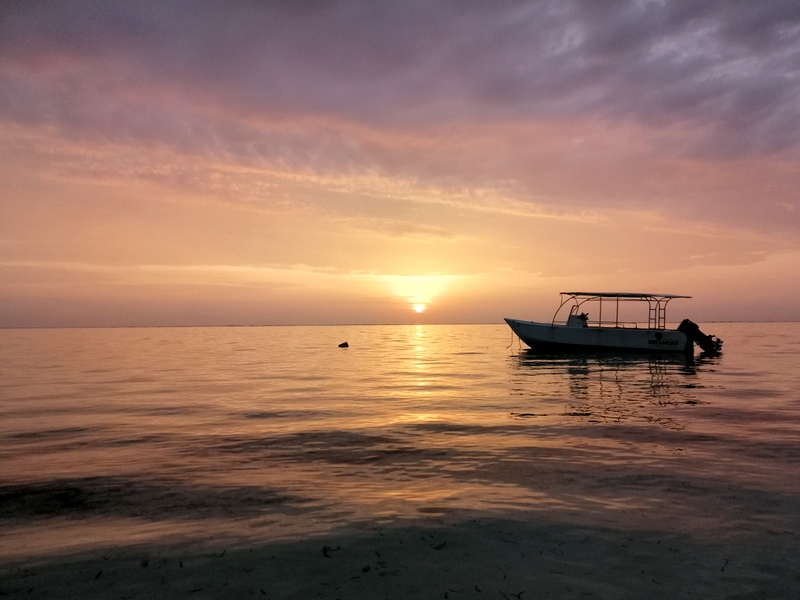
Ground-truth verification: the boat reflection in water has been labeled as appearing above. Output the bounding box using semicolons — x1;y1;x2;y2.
508;349;721;430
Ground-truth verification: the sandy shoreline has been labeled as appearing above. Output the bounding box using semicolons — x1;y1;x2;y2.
3;433;800;599
2;510;798;599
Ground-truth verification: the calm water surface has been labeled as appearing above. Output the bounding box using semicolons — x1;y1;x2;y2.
1;323;799;558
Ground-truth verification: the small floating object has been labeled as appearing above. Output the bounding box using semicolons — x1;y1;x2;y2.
338;341;349;348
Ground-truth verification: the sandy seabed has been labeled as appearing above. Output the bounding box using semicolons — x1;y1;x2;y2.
2;487;798;600
3;427;800;599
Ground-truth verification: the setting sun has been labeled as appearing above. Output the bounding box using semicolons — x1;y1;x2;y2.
382;275;457;316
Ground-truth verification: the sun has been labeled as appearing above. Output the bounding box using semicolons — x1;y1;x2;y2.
382;275;456;316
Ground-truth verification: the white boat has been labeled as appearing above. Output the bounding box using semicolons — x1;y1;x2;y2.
505;292;722;354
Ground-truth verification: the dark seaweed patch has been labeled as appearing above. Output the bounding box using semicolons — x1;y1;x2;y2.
0;477;313;521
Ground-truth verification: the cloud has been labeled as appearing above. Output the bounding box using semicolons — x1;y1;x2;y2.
1;0;799;311
2;1;799;154
0;259;335;290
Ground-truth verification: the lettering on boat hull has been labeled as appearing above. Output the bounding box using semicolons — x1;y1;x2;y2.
648;332;680;347
648;338;680;347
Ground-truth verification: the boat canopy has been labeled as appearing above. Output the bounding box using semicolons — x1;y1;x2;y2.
555;292;691;329
561;292;691;299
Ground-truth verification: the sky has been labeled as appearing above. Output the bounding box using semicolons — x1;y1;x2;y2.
1;0;799;327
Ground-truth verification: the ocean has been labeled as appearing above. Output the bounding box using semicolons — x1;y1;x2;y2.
1;322;799;598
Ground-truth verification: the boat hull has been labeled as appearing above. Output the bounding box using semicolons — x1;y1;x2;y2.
504;318;690;353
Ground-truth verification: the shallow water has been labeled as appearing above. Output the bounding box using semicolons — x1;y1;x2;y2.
1;322;799;559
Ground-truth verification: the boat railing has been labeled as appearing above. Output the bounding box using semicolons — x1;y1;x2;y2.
557;319;641;329
598;320;639;329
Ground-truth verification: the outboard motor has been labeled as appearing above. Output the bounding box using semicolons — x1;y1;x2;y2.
677;319;723;354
